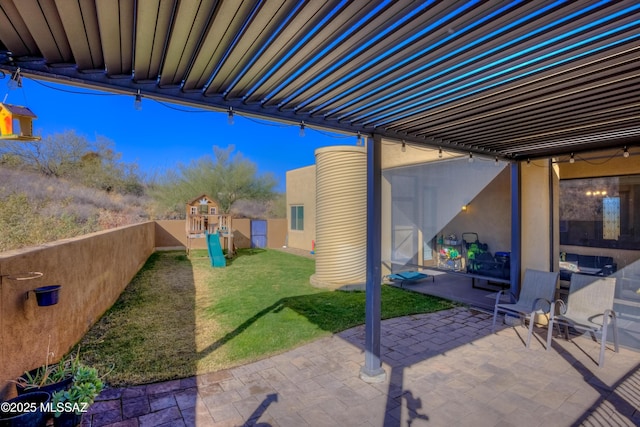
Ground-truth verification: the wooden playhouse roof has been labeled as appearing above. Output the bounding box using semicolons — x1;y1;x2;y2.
186;194;217;206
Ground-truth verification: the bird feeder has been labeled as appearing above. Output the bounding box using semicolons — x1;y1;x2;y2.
0;102;41;141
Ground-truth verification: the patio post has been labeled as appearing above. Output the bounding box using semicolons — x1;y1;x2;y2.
360;134;386;382
510;162;521;300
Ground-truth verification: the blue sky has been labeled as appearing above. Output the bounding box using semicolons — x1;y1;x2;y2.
6;78;353;191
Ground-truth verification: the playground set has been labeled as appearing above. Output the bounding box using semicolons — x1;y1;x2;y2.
185;194;234;267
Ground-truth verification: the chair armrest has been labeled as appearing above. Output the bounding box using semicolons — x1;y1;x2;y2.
532;297;552;313
551;299;567;316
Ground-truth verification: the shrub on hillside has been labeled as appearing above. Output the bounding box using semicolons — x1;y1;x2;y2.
0;167;151;252
0;192;98;252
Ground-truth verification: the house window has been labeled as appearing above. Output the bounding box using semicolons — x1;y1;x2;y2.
210;207;217;215
199;204;208;214
290;205;304;230
190;207;197;215
560;174;640;250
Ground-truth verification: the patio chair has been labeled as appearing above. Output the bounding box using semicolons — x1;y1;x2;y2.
491;269;559;348
546;274;618;367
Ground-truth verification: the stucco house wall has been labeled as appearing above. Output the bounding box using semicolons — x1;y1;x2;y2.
445;168;511;259
285;143;640;291
521;160;555;274
286;165;316;252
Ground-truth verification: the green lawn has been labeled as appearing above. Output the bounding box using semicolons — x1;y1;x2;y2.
76;249;454;386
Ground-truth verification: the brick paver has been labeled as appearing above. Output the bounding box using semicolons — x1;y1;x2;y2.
84;307;640;427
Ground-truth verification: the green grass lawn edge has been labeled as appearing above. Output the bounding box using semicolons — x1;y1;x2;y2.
75;249;456;387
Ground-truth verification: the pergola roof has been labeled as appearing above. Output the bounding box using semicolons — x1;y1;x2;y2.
0;0;638;160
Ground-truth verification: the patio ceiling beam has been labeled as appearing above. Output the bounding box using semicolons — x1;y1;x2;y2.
1;1;638;161
3;63;504;158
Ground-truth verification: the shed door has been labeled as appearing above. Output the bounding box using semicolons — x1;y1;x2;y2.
251;220;267;248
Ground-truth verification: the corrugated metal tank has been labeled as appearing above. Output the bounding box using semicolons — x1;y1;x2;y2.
310;146;367;289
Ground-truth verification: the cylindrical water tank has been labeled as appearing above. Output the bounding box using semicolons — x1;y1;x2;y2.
310;146;367;289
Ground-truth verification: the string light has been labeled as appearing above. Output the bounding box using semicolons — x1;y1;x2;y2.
468;152;474;163
401;141;406;152
494;156;499;166
623;147;629;158
227;107;234;125
133;90;142;111
356;132;363;146
526;159;531;167
438;147;443;158
569;153;575;164
25;77;364;142
299;121;305;137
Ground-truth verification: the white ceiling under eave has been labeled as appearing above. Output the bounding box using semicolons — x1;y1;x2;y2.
0;0;638;161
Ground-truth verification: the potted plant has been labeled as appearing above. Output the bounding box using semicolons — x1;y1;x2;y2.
50;364;104;427
14;353;76;396
0;391;50;427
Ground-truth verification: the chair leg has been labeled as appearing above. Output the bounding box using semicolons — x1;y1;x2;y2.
491;307;499;333
612;316;619;353
526;312;535;349
599;323;608;368
546;318;554;351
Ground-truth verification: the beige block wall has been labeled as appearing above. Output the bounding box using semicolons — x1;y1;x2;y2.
267;219;287;249
233;219;252;249
156;220;209;250
0;222;155;398
155;220;189;249
0;216;288;399
286;165;317;252
221;218;286;249
156;219;287;251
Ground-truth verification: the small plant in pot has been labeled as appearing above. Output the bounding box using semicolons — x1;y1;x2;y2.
15;353;76;396
51;364;104;427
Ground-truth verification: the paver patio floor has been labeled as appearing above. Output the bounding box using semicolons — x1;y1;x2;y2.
83;307;640;427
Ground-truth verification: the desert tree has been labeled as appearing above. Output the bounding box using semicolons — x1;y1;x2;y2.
152;145;277;216
0;130;144;195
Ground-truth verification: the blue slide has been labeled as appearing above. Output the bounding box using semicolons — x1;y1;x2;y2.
206;232;226;268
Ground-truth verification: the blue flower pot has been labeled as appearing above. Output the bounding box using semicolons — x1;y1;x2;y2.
33;285;61;306
0;391;50;427
53;412;82;427
16;370;72;396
